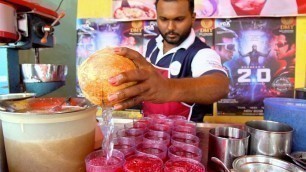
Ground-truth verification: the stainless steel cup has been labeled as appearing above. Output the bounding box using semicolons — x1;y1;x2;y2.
245;120;293;159
208;127;250;170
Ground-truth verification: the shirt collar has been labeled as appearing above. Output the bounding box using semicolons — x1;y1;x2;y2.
155;29;196;54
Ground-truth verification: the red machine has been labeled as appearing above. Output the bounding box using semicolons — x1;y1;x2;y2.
0;0;66;95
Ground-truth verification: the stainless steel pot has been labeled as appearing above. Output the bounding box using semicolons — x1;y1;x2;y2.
232;155;304;172
208;127;250;170
245;120;293;159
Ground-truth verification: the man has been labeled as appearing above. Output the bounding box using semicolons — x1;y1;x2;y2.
239;44;270;67
214;27;238;64
273;32;296;77
107;0;229;122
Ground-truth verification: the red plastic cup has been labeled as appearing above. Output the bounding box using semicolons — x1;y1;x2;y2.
116;128;143;143
172;125;197;135
171;132;200;147
153;118;174;128
146;113;167;119
143;130;171;147
85;149;125;172
168;115;187;120
113;137;136;158
164;157;205;172
123;154;163;172
136;117;152;125
135;142;168;162
168;145;202;162
149;123;172;134
124;121;148;133
174;119;197;128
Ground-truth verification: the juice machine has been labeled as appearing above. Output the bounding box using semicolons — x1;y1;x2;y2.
0;0;66;97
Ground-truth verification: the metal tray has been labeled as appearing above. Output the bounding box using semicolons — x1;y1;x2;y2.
0;93;36;101
232;155;304;172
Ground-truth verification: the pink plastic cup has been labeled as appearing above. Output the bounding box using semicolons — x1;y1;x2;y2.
113;137;136;158
135;142;168;162
124;121;148;133
168;115;187;120
174;119;197;128
85;149;125;172
171;132;200;147
123;154;163;172
146;113;167;119
172;125;197;135
168;145;202;162
153;118;174;128
149;123;172;134
116;128;144;143
164;157;205;172
143;130;171;147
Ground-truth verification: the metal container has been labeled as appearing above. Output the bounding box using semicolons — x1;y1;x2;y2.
21;64;67;83
245;120;293;159
232;155;304;172
208;127;250;170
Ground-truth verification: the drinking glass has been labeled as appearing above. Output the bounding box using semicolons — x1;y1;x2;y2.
123;154;163;172
171;132;200;147
135;142;168;162
168;145;202;162
113;137;136;158
164;157;205;172
85;149;125;172
143;130;171;147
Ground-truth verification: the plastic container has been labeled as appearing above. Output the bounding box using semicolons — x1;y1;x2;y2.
0;106;97;172
264;98;306;152
85;149;125;172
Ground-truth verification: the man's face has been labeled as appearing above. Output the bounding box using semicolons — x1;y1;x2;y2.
216;37;236;63
274;34;289;58
156;0;195;46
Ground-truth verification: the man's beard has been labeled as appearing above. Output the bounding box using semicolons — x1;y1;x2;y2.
159;28;191;45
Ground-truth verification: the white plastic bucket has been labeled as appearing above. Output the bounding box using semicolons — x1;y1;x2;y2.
0;106;97;172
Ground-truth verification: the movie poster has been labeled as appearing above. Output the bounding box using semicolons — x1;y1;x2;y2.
216;17;296;115
194;19;215;47
143;20;159;56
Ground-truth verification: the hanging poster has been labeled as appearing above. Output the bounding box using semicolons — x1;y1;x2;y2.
112;0;306;20
216;17;296;115
194;19;215;47
112;0;156;21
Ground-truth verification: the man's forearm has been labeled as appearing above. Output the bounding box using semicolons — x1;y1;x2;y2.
167;73;230;104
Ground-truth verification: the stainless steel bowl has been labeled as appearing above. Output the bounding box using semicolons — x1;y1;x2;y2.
21;64;68;83
232;155;304;172
0;93;36;101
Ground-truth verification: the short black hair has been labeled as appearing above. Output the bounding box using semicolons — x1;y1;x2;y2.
214;27;238;44
155;0;194;14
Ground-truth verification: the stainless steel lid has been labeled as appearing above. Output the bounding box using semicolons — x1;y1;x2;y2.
232;155;304;172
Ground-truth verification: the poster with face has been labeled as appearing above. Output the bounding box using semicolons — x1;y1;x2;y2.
143;20;159;56
216;17;296;115
112;0;156;21
193;19;214;47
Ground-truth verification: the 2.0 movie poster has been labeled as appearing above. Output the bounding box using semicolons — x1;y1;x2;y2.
216;17;296;115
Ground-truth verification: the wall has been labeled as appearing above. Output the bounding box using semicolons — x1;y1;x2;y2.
19;0;78;97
